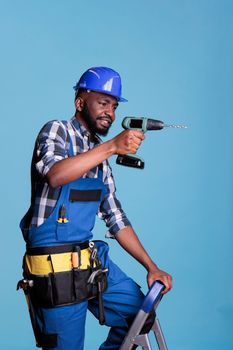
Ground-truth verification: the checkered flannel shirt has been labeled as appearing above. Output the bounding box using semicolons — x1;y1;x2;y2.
28;116;131;237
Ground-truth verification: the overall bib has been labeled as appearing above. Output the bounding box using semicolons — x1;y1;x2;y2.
20;122;146;350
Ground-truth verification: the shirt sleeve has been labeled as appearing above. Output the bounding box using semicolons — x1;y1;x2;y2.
35;120;68;177
97;161;131;238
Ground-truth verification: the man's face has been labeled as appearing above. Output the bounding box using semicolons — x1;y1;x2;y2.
79;91;118;136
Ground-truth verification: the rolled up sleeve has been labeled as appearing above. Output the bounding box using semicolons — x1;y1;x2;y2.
97;162;131;238
35;120;68;177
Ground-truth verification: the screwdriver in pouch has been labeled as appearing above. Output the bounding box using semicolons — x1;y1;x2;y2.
72;246;81;269
116;116;187;169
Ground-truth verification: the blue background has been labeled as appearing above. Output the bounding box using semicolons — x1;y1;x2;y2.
0;1;232;349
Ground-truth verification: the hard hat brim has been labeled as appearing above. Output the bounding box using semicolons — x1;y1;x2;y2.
118;96;128;102
73;86;128;102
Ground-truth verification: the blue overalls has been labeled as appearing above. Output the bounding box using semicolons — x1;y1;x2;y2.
20;130;145;350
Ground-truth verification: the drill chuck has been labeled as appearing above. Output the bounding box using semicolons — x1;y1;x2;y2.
122;117;186;131
146;119;164;130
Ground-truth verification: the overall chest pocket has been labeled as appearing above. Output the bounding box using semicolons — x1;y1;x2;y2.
69;189;102;229
56;188;103;242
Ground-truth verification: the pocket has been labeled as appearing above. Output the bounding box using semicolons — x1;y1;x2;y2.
56;222;69;242
73;269;92;300
73;268;108;301
30;271;75;307
68;188;103;232
69;189;102;202
52;271;74;305
30;274;54;307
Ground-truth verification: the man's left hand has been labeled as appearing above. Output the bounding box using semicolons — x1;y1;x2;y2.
147;266;172;294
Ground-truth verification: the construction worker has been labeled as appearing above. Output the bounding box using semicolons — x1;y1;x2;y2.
20;67;172;350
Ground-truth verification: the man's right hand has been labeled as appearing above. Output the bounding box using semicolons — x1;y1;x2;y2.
110;130;145;155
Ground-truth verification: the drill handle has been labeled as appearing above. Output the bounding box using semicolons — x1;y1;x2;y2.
116;154;144;169
116;117;148;169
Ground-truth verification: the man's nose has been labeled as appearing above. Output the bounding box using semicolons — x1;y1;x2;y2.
105;107;115;121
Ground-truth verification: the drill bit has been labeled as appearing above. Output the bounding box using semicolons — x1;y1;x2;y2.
163;124;187;129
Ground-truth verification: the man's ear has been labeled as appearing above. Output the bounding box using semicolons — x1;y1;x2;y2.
75;96;84;112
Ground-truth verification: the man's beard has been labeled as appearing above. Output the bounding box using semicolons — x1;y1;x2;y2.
82;103;111;137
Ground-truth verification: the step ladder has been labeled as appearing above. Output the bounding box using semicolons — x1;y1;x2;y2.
120;281;168;350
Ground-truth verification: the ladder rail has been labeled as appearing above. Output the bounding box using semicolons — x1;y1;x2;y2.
132;334;152;350
152;318;168;350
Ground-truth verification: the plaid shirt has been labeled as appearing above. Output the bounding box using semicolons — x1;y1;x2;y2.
27;116;131;237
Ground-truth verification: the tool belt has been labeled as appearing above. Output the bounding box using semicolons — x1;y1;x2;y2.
22;241;108;310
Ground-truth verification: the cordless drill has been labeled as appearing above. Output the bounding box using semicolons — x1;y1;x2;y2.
116;117;187;169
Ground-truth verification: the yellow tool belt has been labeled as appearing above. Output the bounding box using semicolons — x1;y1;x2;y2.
25;248;93;275
23;241;107;309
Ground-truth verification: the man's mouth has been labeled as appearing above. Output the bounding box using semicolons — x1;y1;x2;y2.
97;117;112;128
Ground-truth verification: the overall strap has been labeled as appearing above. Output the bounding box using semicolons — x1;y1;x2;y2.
60;120;104;180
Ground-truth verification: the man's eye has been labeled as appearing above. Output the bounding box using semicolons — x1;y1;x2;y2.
99;101;106;106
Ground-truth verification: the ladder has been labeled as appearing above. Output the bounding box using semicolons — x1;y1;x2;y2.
120;281;168;350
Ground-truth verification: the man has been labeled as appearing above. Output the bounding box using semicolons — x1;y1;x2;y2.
20;67;172;350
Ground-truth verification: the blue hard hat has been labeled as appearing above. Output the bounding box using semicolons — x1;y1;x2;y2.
73;67;128;102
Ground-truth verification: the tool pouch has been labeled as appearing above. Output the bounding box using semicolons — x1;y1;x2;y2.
28;266;108;308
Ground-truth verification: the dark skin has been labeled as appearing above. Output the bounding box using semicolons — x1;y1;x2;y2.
47;90;172;293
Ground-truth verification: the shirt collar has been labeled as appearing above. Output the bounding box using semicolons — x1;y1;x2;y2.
70;116;101;144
